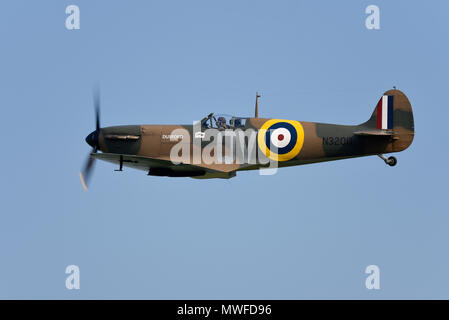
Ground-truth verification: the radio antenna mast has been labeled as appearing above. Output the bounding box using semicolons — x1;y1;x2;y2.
255;92;261;118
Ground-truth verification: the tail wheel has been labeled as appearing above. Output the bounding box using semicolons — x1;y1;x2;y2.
387;156;397;167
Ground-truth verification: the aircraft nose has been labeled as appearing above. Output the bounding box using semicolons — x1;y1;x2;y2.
85;130;98;148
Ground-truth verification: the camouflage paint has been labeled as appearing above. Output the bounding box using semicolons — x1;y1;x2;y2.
90;89;414;179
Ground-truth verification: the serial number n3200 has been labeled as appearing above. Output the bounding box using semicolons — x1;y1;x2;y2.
322;136;353;146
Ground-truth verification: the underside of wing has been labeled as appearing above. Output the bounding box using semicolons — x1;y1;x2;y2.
91;153;237;179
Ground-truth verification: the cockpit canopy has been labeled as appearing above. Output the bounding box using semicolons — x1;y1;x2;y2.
200;113;248;130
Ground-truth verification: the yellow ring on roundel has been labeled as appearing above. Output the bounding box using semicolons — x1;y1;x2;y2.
257;119;305;162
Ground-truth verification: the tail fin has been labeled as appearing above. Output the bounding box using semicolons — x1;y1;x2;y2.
365;89;414;131
360;89;415;151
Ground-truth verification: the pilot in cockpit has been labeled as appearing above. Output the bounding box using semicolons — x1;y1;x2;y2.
216;116;229;129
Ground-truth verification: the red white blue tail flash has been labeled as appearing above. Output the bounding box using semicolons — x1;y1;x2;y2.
376;95;394;130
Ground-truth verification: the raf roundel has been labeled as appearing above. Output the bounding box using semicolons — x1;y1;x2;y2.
257;119;305;161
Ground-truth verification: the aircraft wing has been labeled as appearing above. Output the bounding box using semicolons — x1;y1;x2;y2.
91;152;238;178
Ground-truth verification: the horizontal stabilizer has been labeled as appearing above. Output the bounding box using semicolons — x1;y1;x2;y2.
354;130;396;136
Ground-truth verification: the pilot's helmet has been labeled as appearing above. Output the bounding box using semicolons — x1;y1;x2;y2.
217;117;226;125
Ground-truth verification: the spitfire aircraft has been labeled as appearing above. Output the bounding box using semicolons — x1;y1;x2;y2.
80;88;414;190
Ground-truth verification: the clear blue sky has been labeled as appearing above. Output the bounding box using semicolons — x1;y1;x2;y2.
0;0;448;299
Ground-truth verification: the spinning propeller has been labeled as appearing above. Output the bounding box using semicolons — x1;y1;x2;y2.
80;88;101;191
